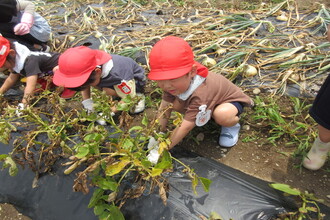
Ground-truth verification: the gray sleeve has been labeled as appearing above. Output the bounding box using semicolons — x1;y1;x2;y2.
132;61;146;89
16;0;35;14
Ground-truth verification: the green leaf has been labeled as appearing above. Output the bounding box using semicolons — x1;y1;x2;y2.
128;126;143;133
142;114;148;126
99;210;110;220
93;177;118;191
155;150;172;169
4;157;18;176
0;154;8;160
122;138;134;150
306;206;317;212
298;207;308;213
199;177;212;192
105;160;130;176
75;145;89;158
270;183;301;196
88;188;104;208
107;205;125;220
116;102;129;111
154;160;172;170
84;133;103;142
94;204;107;216
150;168;163;177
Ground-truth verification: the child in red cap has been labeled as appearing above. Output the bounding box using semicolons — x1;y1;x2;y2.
148;36;253;149
302;24;330;171
53;46;146;124
0;0;51;52
0;36;75;113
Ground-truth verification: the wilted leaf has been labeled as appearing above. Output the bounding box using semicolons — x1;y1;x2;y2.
192;174;198;195
159;182;167;205
4;157;18;176
107;192;117;203
158;141;168;155
209;211;223;220
106;159;130;176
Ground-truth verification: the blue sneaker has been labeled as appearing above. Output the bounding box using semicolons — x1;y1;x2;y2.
219;123;241;147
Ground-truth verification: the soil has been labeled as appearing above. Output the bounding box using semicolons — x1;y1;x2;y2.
1;0;330;219
141;93;330;207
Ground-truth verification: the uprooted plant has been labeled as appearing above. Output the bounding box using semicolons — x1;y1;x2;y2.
0;88;211;219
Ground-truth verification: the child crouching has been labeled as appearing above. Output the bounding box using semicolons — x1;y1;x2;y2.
148;36;254;149
0;36;74;112
52;46;146;124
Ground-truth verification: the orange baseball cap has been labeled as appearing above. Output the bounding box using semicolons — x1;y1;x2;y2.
53;46;112;88
148;36;197;80
0;36;10;68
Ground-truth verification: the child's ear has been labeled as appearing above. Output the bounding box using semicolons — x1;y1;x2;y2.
95;67;102;76
190;64;198;77
9;49;16;57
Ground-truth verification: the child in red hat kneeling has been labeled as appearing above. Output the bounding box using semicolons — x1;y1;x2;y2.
148;36;254;149
53;46;146;124
0;36;75;114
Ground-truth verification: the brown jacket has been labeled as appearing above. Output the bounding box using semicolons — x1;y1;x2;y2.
163;72;253;122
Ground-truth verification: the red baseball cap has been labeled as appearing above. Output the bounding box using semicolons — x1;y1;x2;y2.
53;46;112;88
0;36;10;68
148;36;197;80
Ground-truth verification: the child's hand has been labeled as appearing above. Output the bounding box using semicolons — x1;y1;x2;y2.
81;98;112;125
14;13;34;35
15;103;25;117
82;98;94;113
147;137;160;164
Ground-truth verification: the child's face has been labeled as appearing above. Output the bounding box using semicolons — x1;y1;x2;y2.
156;69;196;96
89;68;102;87
1;50;16;71
2;60;14;70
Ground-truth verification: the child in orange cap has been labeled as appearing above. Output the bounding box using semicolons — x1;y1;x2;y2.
53;46;146;124
148;36;253;149
302;24;330;171
0;36;75;113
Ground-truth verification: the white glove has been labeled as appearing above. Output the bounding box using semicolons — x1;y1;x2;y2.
147;137;160;164
82;99;112;125
82;98;94;113
16;103;25;116
14;13;34;35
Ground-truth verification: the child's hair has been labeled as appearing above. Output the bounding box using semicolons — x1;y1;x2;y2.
68;70;98;91
5;41;16;64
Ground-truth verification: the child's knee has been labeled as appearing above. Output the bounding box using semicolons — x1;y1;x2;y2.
212;103;239;126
